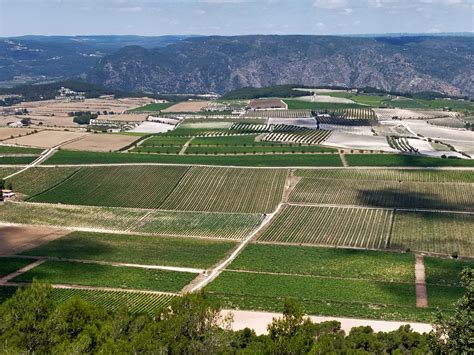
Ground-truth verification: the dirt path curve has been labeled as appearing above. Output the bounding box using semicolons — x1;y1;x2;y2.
415;254;428;308
179;137;194;155
185;203;284;293
339;151;348;167
223;309;432;335
0;259;46;284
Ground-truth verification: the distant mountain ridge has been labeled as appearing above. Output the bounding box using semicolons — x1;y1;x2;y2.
86;35;474;97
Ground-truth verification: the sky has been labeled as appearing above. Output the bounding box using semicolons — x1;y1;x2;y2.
0;0;473;37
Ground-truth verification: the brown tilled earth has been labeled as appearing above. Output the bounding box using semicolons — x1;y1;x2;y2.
162;101;209;113
0;224;68;256
62;133;140;152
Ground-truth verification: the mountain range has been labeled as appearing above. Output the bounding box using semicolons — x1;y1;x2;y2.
1;35;473;96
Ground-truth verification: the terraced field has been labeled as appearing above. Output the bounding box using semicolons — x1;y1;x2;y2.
30;166;189;208
289;175;473;211
51;288;176;314
0;202;263;240
257;205;391;249
13;260;197;292
7;167;80;196
21;231;237;269
160;167;287;213
390;211;474;256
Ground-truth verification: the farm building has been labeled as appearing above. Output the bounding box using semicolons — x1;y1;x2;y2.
2;189;15;199
248;99;287;111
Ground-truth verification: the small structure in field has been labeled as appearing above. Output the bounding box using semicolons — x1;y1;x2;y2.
2;189;15;199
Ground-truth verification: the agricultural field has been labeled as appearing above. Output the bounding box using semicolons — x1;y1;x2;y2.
424;257;474;287
162;101;209;113
345;154;474;167
284;99;363;110
21;231;237;269
7;167;80;196
0;202;263;240
44;150;343;166
61;134;140;152
0;257;33;277
131;102;175;112
205;271;430;321
257;205;391;249
260;130;332;145
13;260;197;292
0;168;19;179
390;211;474;256
242;110;312;118
160;167;287;213
229;244;415;283
387;136;419;153
185;145;334;154
289;176;474;211
0;156;38;165
3;130;88;148
29;166;189;209
51;288;176;315
0;128;37;141
141;136;191;147
0;145;43;155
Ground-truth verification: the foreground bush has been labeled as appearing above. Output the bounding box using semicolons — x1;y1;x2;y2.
0;271;472;353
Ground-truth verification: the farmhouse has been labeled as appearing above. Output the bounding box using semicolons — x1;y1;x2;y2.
248;99;287;111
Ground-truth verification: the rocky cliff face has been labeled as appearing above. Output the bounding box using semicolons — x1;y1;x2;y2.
87;35;474;96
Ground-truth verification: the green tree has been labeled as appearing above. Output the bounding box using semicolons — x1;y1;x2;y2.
430;267;474;354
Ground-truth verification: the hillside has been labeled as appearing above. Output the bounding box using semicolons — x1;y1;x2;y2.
86;35;474;96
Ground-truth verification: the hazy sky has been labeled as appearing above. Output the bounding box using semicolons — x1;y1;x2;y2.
1;0;473;37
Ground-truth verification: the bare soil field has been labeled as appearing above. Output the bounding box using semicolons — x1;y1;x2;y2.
374;109;458;120
3;130;88;148
0;224;68;256
61;134;140;152
0;128;37;141
3;98;151;127
162;101;209;113
322;131;397;152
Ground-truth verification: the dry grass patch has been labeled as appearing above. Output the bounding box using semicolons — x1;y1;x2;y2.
162;101;209;113
61;134;140;152
0;128;37;141
3;130;88;148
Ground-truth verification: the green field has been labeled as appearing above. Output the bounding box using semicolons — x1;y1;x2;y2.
390;211;474;256
257;205;391;249
0;168;18;179
295;169;474;183
191;135;259;146
7;167;80;196
130;102;175;112
0;258;33;277
185;145;335;154
387;98;474;113
345;154;474;167
229;244;415;283
13;260;196;292
30;166;188;208
51;288;176;314
21;231;236;269
0;146;43;155
284;99;363;110
427;285;465;309
289;176;473;211
132;146;183;154
44;150;343;166
0;156;37;165
424;257;474;287
160;167;287;213
141;136;191;147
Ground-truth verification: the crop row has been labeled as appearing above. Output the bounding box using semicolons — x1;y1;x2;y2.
387;136;418;153
258;205;391;249
30;166;189;209
294;169;474;183
242;110;312;118
289;177;474;211
52;288;177;314
260;130;332;145
333;108;377;120
0;202;263;240
160;167;287;213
